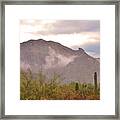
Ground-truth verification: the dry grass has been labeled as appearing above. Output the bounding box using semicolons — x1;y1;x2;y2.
20;69;100;100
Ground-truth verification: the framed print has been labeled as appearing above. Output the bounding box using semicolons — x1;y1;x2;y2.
0;0;119;119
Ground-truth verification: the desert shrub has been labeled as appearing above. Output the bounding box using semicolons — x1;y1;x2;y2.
20;70;100;100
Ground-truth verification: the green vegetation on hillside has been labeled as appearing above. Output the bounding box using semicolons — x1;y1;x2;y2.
20;69;100;100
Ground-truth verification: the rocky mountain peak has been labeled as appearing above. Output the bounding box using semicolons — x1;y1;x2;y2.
20;39;100;83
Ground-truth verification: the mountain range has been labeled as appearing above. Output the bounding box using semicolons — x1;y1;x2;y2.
20;39;100;83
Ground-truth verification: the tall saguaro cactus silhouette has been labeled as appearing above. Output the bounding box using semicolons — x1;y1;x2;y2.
75;82;79;91
94;72;97;93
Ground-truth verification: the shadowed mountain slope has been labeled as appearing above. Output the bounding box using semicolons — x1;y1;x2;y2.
20;39;100;83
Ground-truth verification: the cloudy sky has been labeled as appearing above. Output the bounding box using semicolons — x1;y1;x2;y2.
20;20;100;58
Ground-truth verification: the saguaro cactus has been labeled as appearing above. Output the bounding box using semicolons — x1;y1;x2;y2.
75;82;79;91
94;72;97;93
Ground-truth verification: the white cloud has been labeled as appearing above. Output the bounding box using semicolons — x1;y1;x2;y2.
19;20;100;57
44;47;78;69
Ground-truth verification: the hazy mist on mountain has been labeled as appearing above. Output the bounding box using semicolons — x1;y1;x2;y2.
20;39;100;83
